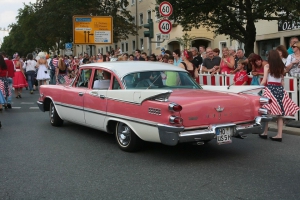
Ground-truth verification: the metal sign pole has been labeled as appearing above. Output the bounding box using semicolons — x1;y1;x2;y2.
149;38;152;55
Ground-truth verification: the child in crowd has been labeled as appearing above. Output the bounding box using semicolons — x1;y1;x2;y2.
165;56;178;86
234;60;248;85
167;56;174;65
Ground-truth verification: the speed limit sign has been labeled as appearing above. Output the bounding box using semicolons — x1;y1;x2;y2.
159;1;173;17
159;19;172;34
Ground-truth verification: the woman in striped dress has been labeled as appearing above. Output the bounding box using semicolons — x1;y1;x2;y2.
259;50;299;142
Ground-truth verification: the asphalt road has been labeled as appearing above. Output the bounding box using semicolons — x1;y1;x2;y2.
0;91;300;200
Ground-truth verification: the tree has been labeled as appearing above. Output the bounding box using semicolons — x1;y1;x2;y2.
156;0;300;56
175;33;196;50
1;3;45;56
1;0;138;55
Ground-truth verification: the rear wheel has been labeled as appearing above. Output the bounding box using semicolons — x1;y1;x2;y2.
115;122;142;152
50;101;63;126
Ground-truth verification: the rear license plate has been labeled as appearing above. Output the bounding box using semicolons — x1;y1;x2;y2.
216;127;232;145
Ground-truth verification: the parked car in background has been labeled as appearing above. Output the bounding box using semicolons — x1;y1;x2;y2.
37;62;272;152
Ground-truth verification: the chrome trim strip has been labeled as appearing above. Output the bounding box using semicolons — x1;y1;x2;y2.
47;101;159;127
106;111;158;127
84;108;106;115
55;102;83;111
105;97;141;105
104;91;173;105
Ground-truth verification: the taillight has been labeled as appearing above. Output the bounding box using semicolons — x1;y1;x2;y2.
169;116;183;124
260;97;272;105
169;103;182;112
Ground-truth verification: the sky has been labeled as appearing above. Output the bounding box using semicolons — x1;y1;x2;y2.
0;0;36;29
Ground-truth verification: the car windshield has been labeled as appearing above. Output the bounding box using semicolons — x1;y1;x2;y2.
123;71;202;89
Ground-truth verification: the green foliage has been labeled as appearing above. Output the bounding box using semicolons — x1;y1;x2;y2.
156;0;300;56
175;33;196;49
1;0;138;56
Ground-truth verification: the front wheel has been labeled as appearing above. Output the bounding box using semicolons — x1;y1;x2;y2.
50;101;64;126
115;122;142;152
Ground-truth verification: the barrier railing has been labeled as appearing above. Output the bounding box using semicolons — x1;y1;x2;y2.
198;72;299;121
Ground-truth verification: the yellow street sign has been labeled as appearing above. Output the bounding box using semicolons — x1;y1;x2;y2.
73;16;113;45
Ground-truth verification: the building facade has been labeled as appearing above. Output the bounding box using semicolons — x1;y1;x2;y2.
73;1;299;58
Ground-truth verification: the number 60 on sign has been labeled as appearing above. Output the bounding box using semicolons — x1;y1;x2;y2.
159;1;173;17
159;19;172;34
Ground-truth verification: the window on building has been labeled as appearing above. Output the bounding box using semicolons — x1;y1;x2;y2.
132;0;135;5
132;40;136;51
106;47;109;53
140;38;144;49
101;48;103;54
257;39;280;61
140;13;143;25
147;10;151;20
115;44;117;50
132;16;135;24
109;46;112;51
126;43;128;52
121;43;124;52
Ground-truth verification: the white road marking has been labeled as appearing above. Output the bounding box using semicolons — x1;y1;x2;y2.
21;102;35;104
11;107;21;109
29;107;39;109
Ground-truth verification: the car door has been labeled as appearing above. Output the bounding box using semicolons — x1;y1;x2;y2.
59;68;92;124
84;68;112;130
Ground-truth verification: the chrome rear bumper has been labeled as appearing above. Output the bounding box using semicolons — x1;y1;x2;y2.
157;116;272;146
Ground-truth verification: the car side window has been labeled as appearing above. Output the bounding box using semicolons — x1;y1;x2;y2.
92;69;111;90
112;77;121;90
75;69;92;88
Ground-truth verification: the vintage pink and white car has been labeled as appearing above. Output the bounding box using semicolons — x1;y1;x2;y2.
37;61;272;152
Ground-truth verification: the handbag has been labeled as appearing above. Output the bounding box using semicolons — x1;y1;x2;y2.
250;75;260;85
250;75;262;95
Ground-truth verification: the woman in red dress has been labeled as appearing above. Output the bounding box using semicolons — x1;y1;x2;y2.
220;47;235;74
13;55;28;98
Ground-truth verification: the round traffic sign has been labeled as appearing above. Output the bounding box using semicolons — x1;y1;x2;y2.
159;1;173;17
159;19;172;34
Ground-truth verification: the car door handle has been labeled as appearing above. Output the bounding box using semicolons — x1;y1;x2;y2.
78;92;84;96
100;95;105;99
90;91;98;97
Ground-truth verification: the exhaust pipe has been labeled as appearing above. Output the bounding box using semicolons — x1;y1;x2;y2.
193;141;205;145
235;135;247;139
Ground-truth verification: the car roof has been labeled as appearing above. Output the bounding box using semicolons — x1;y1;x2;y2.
80;61;187;78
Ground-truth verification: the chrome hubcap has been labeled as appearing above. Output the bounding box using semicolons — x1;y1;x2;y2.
50;103;54;122
117;123;131;146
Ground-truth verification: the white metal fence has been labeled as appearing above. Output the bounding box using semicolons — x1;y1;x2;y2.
197;72;299;121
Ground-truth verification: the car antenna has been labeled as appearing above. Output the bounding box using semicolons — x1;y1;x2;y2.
227;74;247;90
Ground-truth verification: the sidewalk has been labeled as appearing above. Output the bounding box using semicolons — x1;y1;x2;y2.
268;119;300;136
